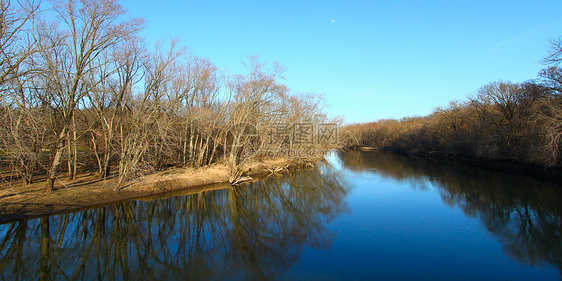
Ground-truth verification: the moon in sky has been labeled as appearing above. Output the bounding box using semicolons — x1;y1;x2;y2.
331;19;335;22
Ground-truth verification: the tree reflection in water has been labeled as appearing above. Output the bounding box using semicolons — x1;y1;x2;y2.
340;150;562;274
0;163;350;280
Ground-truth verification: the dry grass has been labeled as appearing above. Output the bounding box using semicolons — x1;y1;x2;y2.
0;157;298;223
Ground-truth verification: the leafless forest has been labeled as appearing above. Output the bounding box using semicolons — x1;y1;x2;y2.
0;0;336;191
342;37;562;168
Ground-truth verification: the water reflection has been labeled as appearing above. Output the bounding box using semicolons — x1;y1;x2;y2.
340;150;562;274
0;163;350;280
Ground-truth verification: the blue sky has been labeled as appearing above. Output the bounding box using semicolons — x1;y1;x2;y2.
120;0;562;124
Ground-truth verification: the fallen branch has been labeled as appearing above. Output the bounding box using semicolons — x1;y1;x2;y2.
229;175;252;185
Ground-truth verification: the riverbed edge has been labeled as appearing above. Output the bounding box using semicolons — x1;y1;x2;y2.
0;157;321;224
350;147;562;185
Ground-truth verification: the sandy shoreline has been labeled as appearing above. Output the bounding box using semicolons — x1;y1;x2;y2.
0;158;304;224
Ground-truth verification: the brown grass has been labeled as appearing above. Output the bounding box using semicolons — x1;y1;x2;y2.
0;157;299;223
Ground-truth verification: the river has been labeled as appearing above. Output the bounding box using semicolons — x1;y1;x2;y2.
0;150;560;280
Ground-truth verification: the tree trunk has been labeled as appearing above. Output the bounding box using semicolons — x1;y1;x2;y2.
91;132;103;176
189;124;194;166
102;142;111;178
45;127;67;192
67;130;72;180
102;120;114;178
182;123;188;165
72;114;78;179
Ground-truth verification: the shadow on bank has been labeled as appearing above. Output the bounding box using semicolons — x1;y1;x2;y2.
0;163;351;280
340;149;562;274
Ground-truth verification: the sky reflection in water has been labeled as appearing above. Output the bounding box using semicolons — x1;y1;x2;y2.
0;150;561;280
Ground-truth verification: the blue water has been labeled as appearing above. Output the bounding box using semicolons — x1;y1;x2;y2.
0;150;560;280
284;152;560;280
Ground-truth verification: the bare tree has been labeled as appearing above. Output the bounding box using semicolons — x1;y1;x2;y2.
533;96;562;166
0;0;41;89
41;0;143;191
86;39;144;179
541;36;562;67
224;56;288;181
0;0;336;191
0;0;49;185
476;80;529;143
116;40;183;188
533;37;562;166
172;54;222;168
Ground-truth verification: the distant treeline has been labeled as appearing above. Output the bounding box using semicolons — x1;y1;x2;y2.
0;0;336;190
342;36;562;168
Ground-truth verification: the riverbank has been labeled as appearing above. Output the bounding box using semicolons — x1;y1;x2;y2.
0;157;313;223
351;147;562;185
